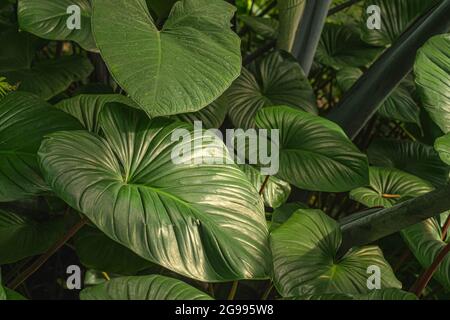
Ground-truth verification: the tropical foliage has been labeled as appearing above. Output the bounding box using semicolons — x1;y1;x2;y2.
0;0;449;301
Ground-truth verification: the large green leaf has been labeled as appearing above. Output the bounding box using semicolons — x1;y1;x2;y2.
3;55;93;100
350;167;434;208
336;68;420;125
0;92;82;202
38;103;271;282
435;133;450;165
91;0;241;118
315;23;380;70
80;275;212;300
415;34;450;133
271;209;401;297
0;209;67;264
240;164;291;209
18;0;97;51
255;106;369;192
361;0;440;46
402;214;450;290
54;94;139;133
173;94;228;129
277;0;306;52
74;226;152;275
367;139;449;187
228;51;317;129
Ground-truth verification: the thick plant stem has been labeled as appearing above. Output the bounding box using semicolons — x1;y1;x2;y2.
227;281;239;300
7;217;89;290
292;0;332;76
411;242;450;297
327;0;450;140
339;184;450;252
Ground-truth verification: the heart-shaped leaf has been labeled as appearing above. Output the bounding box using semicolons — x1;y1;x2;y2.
316;23;381;70
435;133;450;165
415;34;450;133
240;164;291;209
350;166;434;208
91;0;241;118
227;51;317;129
0;92;82;202
74;226;152;275
38;103;271;281
80;275;213;300
18;0;97;51
361;0;440;47
367;139;449;187
255;106;369;192
271;209;401;297
0;209;68;264
54;94;139;133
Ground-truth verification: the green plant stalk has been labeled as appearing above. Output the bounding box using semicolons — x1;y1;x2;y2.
327;0;450;140
292;0;332;75
339;184;450;252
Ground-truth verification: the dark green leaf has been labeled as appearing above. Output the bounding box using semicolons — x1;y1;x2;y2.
316;23;381;70
270;202;308;231
3;55;93;100
415;34;450;133
350;166;434;208
367;139;449;187
54;94;139;133
271;209;401;297
0;92;82;202
92;0;241;118
361;0;439;46
240;15;278;39
255;106;369;192
74;226;152;275
0;209;67;264
18;0;97;51
173;94;228;129
228;51;317;129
